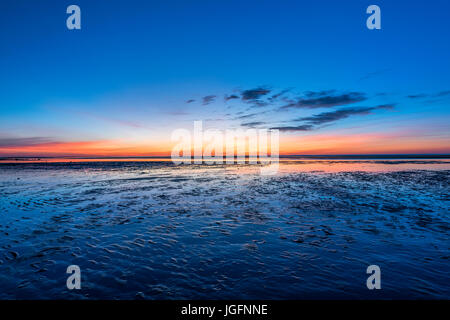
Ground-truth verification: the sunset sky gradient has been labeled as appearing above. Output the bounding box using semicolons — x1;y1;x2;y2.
1;0;449;156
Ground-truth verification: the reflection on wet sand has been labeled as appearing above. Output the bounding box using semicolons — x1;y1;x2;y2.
0;160;448;299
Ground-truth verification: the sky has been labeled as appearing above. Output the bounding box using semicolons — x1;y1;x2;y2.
0;0;449;156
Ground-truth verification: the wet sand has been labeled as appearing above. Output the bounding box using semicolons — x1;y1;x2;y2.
0;160;449;299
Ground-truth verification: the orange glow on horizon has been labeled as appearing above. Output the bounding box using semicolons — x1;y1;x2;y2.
279;132;450;155
0;140;171;157
0;132;449;157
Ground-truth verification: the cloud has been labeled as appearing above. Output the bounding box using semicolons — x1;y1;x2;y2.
241;121;266;127
436;90;450;97
229;109;270;121
224;94;239;101
0;137;55;147
268;89;291;101
250;100;269;107
188;87;276;108
407;94;427;99
202;95;216;105
407;90;450;99
272;104;395;132
304;90;336;97
270;125;314;132
376;104;396;110
241;87;271;101
281;91;367;109
297;105;394;125
234;112;258;120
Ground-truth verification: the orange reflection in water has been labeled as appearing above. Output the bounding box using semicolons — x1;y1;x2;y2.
226;159;450;174
0;158;449;174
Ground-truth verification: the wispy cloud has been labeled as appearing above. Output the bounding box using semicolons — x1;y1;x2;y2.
187;87;397;134
407;94;427;99
241;87;271;101
224;94;239;102
270;124;314;132
0;137;55;147
436;90;450;97
202;95;216;105
297;104;395;125
272;104;395;132
268;89;291;101
407;90;450;99
233;111;267;120
281;91;367;109
241;121;266;128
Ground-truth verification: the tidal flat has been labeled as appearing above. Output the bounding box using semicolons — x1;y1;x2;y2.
0;160;448;299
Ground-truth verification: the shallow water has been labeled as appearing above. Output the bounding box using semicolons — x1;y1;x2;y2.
0;160;449;299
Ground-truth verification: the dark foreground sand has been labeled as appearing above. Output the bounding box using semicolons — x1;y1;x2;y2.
0;160;448;299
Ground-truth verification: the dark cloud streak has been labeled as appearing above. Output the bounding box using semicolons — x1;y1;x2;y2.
224;94;239;101
297;105;394;125
241;121;266;128
407;90;450;99
0;137;54;148
272;104;395;132
241;87;271;101
281;91;366;109
202;95;216;105
270;125;314;132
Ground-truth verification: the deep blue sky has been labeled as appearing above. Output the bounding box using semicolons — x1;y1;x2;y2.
0;0;449;155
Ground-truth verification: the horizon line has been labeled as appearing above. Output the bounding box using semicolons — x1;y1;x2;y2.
1;154;450;160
